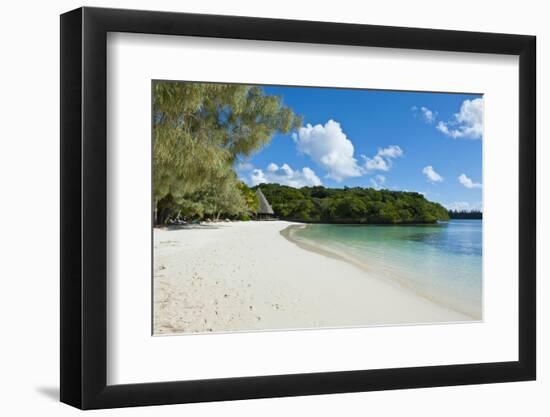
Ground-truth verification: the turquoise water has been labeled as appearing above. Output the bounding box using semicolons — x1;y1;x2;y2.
291;220;482;319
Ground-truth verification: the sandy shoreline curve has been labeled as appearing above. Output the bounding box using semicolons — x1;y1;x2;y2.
153;220;473;335
280;224;479;319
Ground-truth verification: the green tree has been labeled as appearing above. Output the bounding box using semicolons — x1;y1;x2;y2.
333;196;367;221
289;199;317;221
237;182;259;217
153;82;302;224
196;168;248;221
257;184;450;224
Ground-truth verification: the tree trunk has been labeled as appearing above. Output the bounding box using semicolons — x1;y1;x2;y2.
155;205;162;225
155;203;168;225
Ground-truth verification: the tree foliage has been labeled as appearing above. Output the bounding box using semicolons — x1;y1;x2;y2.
255;183;450;224
153;81;301;224
237;182;260;214
448;210;482;219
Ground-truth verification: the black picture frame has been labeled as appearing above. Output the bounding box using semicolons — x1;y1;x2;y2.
60;6;536;410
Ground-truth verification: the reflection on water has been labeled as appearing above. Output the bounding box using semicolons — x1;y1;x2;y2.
401;223;482;257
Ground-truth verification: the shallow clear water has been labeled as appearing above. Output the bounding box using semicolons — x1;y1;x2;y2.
292;220;482;318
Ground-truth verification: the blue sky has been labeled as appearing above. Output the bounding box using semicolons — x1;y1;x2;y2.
237;85;483;211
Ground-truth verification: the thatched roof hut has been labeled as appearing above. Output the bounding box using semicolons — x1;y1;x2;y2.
255;188;274;216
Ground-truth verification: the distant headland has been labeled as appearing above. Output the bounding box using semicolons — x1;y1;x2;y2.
254;183;450;224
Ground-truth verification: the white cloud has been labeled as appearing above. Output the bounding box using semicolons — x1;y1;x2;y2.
293;120;405;180
436;122;453;136
370;174;386;189
299;167;322;186
250;168;267;185
458;173;482;189
377;145;404;158
363;155;389;171
250;163;322;188
293;120;362;181
362;145;403;172
437;98;483;139
422;165;443;183
236;161;254;171
412;105;437;123
444;201;482;211
421;107;436;123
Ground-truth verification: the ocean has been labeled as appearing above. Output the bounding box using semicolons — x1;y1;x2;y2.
289;220;482;319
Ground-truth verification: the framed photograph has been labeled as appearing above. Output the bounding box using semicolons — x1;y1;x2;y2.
60;7;536;409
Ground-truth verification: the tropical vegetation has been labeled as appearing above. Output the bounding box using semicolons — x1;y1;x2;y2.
153;81;301;224
153;81;455;225
448;210;482;219
256;184;449;224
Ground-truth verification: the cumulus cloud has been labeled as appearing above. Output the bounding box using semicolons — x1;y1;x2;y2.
412;105;437;123
363;155;389;171
437;98;483;139
362;145;403;172
422;165;443;183
458;173;482;189
292;120;405;180
250;163;322;188
444;201;482;211
250;168;267;185
267;162;278;172
236;161;254;171
293;120;362;181
377;145;404;159
370;174;386;189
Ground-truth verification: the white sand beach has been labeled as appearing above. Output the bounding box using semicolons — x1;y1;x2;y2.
153;221;470;335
